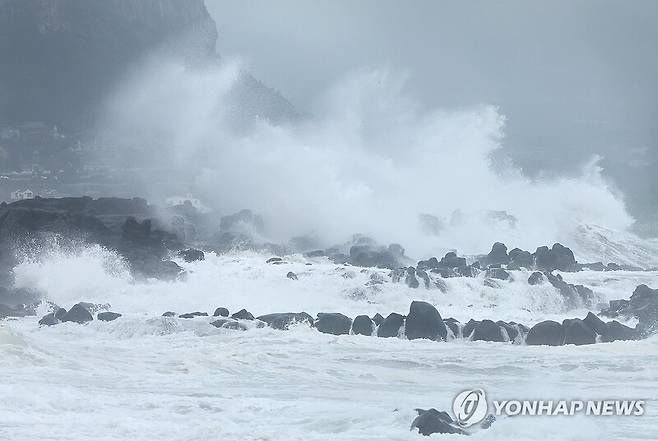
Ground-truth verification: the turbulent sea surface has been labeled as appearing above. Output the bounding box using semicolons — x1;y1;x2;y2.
1;249;658;440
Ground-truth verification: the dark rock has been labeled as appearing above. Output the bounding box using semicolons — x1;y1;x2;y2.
348;243;401;269
602;320;639;342
54;307;67;320
213;307;229;317
405;301;446;341
377;313;405;338
562;318;596;345
496;320;519;341
38;312;59;326
417;257;440;271
443;318;461;338
97;312;122;322
404;267;420;288
162;311;177;317
351;315;375;336
210;318;234;328
526;320;564;346
416;269;431;288
179;248;204;263
528;271;544;285
485;268;510;281
410;408;466;436
509;248;533;268
315;313;352;335
487;242;509;266
535;243;578;272
372;313;385;326
231;309;255;321
584;262;606;271
472;319;505;342
483;279;500;288
462;319;478;339
286;271;298;280
257;312;314;330
583;312;608;335
266;257;283;264
606;263;623;271
179;311;208;319
439;252;467;269
61;303;93;324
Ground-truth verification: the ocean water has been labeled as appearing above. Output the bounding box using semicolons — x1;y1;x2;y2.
1;248;658;440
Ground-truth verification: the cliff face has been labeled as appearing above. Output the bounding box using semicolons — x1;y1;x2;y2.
0;0;218;128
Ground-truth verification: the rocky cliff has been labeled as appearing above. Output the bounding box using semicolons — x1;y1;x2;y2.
0;0;295;129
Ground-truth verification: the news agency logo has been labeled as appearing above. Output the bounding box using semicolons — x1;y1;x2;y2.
452;388;646;423
452;389;488;427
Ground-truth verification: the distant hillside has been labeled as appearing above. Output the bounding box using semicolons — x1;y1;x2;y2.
0;0;297;129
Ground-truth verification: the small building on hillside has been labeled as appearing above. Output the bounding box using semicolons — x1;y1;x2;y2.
10;189;35;200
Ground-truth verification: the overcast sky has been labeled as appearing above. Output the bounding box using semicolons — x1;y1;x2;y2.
206;0;658;222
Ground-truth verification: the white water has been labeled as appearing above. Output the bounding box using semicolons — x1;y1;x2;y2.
2;247;658;440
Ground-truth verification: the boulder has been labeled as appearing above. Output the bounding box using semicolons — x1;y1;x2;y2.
439;252;467;269
497;321;519;341
266;257;283;264
487;242;509;266
286;271;298;280
38;312;59;326
61;303;93;324
472;320;505;342
315;313;352;335
404;267;420;288
485;268;510;281
417;257;440;271
377;313;405;338
213;307;229;317
462;319;478;339
509;248;533;268
583;312;608;335
534;243;578;272
97;312;122;322
528;271;544;285
602;320;639;342
526;320;565;346
179;311;208;319
562;318;596;345
410;408;466;436
54;307;67;320
372;313;385;326
162;311;177;317
405;301;446;341
443;318;461;338
231;309;255;321
351;315;375;336
257;312;314;330
179;248;205;262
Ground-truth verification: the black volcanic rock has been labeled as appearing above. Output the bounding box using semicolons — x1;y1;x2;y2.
405;301;446;341
213;307;229;317
377;313;405;338
61;303;93;324
487;242;509;266
411;408;466;436
472;320;505;342
526;320;564;346
562;318;596;345
351;315;375;336
98;311;122;322
231;309;255;321
257;312;313;330
528;271;544;285
315;313;352;335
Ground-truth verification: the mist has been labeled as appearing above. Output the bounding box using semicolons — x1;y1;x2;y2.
206;0;658;229
97;56;633;258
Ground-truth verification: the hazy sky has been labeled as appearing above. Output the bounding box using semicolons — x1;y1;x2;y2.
206;0;658;222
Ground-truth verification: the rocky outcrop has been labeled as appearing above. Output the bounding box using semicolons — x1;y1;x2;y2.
405;301;446;341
